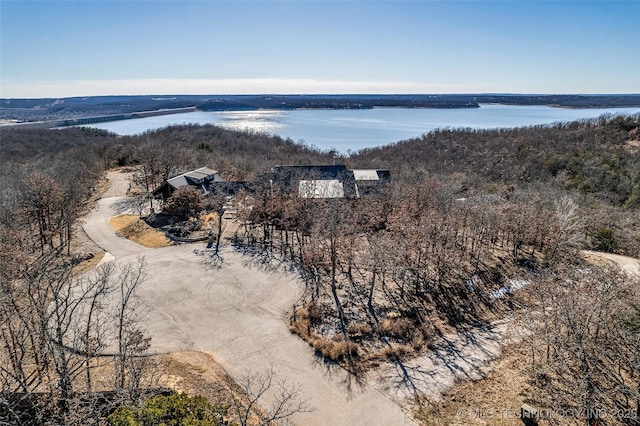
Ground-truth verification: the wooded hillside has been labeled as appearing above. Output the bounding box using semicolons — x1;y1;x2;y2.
1;114;639;424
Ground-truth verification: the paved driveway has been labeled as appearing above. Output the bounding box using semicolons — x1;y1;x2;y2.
82;171;416;426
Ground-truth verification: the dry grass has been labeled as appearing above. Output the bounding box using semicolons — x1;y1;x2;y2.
289;303;360;362
378;317;414;339
347;322;374;339
410;332;433;352
289;319;310;337
289;307;311;338
109;214;171;248
155;351;235;403
290;304;440;368
374;344;413;361
310;336;359;361
413;342;536;426
289;303;324;338
200;212;220;226
72;252;106;274
625;139;640;154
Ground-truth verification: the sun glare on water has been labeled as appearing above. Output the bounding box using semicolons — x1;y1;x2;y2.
215;110;285;134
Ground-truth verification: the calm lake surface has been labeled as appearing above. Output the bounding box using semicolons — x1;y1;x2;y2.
87;104;640;152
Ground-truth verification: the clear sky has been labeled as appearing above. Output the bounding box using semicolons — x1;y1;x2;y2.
1;0;639;98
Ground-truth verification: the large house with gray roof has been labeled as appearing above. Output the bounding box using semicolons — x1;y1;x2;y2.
154;165;390;201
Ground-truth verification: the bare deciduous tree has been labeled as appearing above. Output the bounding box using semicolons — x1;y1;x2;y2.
547;194;585;261
230;365;313;426
0;255;152;425
525;265;640;425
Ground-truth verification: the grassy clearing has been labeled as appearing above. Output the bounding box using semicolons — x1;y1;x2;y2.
109;214;171;248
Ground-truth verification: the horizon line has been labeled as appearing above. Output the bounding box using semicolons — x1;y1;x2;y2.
3;77;639;99
3;93;640;100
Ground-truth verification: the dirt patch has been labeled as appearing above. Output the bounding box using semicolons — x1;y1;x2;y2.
155;351;237;403
109;214;171;248
155;351;267;426
72;252;106;274
413;342;532;425
625;139;640;154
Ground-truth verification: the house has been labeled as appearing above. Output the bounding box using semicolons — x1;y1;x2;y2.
267;165;390;199
153;164;390;201
153;167;224;199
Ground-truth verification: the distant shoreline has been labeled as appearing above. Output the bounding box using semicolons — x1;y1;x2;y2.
2;94;640;127
0;94;640;126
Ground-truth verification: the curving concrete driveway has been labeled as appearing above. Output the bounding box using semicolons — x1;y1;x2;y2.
82;171;416;426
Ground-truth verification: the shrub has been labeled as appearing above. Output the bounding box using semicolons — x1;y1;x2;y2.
305;302;323;320
377;344;412;360
311;336;359;361
107;393;228;426
378;318;414;339
347;322;373;339
592;227;618;253
289;303;323;338
107;406;137;426
165;186;204;218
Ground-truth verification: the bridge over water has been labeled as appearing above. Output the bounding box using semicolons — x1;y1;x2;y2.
55;106;197;127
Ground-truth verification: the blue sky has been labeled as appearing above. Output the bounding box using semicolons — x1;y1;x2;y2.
1;0;639;97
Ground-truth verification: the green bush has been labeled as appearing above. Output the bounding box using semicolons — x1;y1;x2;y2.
592;227;618;253
107;393;231;426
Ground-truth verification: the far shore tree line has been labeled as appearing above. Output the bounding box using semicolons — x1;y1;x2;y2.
1;114;639;424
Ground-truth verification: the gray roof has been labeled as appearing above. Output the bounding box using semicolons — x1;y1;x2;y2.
166;167;221;190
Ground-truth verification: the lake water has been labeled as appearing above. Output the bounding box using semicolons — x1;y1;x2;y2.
86;104;640;152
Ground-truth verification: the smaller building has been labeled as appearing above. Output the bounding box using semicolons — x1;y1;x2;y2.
153;167;224;199
352;169;391;197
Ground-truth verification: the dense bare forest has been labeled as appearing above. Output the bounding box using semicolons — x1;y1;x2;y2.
1;114;640;424
351;115;640;255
